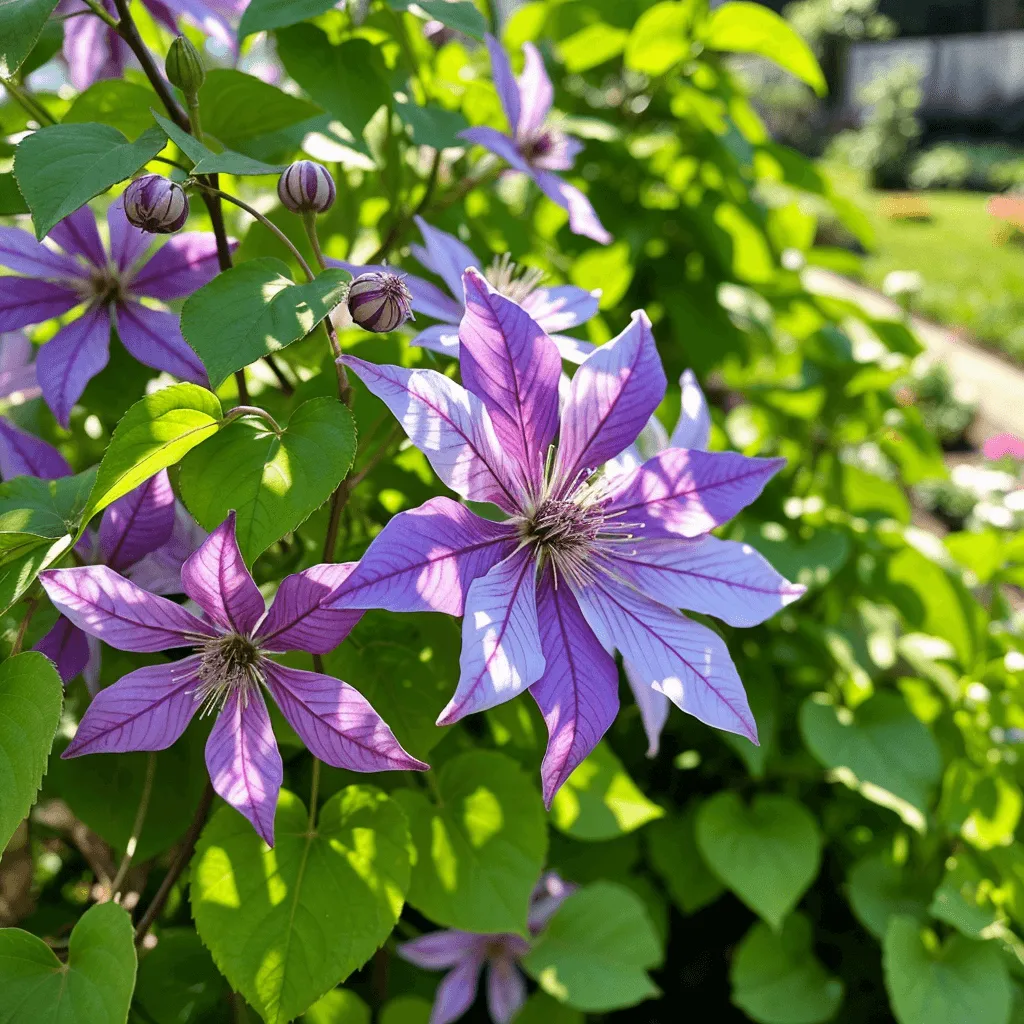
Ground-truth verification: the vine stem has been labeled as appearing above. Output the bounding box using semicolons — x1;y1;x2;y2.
108;752;157;900
0;76;55;126
11;598;38;656
367;149;442;265
307;758;321;833
224;404;284;435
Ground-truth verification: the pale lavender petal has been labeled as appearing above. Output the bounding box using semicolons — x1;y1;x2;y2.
0;279;81;333
549;333;597;364
530;573;618;807
61;6;127;90
521;284;600;334
671;370;711;451
487;957;528;1024
99;469;176;572
553;311;666;489
333;497;516;616
528;873;577;932
48;206;106;269
342;355;521;511
438;547;544;726
127;502;205;596
39;566;210;650
0;227;85;278
0;419;71;479
405;275;464;324
130;233;232;299
575;579;757;742
206;688;282;847
412;323;460;357
486;33;522;136
0;331;32;374
515;43;554;139
114;303;207;384
83;634;102;696
606;536;806;627
458;127;532;175
606;449;785;541
412;216;479;301
257;563;362;653
430;957;485;1024
36;304;112;428
398;931;483;971
34;617;90;684
160;0;239;51
181;513;265;635
531;132;583;173
533;172;612;244
625;660;670;758
62;658;202;756
263;662;428;772
0;363;39;402
459;269;561;498
107;197;152;274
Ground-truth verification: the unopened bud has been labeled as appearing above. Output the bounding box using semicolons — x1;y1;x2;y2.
123;175;189;234
277;160;336;214
348;271;414;333
165;36;205;97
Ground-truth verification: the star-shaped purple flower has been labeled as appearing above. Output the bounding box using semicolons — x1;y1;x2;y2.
0;198;218;427
398;873;575;1024
41;513;427;845
460;35;611;245
334;216;599;363
332;268;804;803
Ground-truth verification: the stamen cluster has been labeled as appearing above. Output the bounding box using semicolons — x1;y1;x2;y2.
192;632;263;716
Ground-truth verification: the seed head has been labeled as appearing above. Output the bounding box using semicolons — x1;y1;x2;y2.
348;271;415;333
277;160;337;214
123;175;189;234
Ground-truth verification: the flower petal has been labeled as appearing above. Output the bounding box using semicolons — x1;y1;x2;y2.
458;126;531;174
671;369;711;450
257;563;363;653
333;497;517;616
575;578;757;742
486;957;528;1024
405;274;464;324
342;355;521;511
438;547;544;725
411;323;460;357
625;659;670;758
516;42;553;139
99;469;176;572
263;661;428;772
48;206;106;269
486;33;522;136
533;171;612;244
127;502;206;596
61;6;127;90
0;419;72;480
530;572;618;807
607;448;785;540
412;216;479;302
114;302;207;384
40;565;210;650
181;512;265;635
459;269;562;497
548;333;596;364
554;310;666;489
0;227;85;279
0;331;33;374
398;931;483;971
521;284;600;334
107;196;152;275
34;616;90;684
62;658;202;756
206;687;282;847
130;232;232;299
0;279;81;333
430;957;485;1024
36;304;112;428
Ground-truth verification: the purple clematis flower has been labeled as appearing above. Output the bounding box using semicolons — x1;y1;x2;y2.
399;873;575;1024
41;513;427;845
0;197;219;427
459;35;610;245
334;216;599;363
56;0;245;90
332;268;804;803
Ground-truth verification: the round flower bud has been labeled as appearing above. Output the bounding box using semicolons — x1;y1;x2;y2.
348;271;414;333
165;35;205;96
123;175;189;234
277;160;336;214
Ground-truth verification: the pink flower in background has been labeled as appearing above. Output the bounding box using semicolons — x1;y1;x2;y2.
983;433;1024;461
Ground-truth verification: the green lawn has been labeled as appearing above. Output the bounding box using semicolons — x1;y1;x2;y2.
825;165;1024;362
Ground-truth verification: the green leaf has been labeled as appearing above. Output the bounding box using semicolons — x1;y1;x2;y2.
385;0;486;40
133;928;229;1024
0;902;137;1023
703;2;827;96
696;793;822;930
513;993;584;1024
179;398;356;561
82;383;223;527
730;913;844;1024
0;535;73;615
558;24;630;73
940;760;1022;852
570;241;633;310
394;751;547;935
0;173;27;216
192;786;412;1024
0;652;62;854
13;122;167;239
239;0;337;36
883;916;1012;1024
929;853;1004;940
645;807;724;915
0;0;60;78
799;693;942;833
522;882;662;1012
180;259;349;389
303;988;371;1024
64;80;160;140
394;101;469;151
624;1;699;76
379;997;432;1024
150;110;285;176
846;853;930;940
549;741;663;841
0;469;96;555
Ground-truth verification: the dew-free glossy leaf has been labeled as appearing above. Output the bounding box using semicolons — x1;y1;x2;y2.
846;853;930;940
0;0;60;78
0;469;95;555
151;110;285;176
385;0;485;39
239;0;339;37
64;81;160;140
646;806;724;915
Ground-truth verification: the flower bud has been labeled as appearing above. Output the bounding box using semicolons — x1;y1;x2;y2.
123;175;189;234
277;160;336;214
348;271;414;333
165;36;205;97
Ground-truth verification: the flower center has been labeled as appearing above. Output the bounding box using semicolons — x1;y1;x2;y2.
191;632;264;716
485;253;546;306
87;266;124;305
521;128;556;162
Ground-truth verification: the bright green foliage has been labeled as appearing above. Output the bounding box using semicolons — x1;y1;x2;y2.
846;853;931;939
0;902;137;1023
239;0;340;38
385;0;486;39
0;0;60;77
151;110;285;176
303;988;372;1024
395;751;547;935
0;469;94;555
191;787;412;1024
64;81;162;140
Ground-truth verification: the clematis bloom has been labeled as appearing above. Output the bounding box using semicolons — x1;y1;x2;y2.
41;513;426;845
0;331;63;480
333;268;803;803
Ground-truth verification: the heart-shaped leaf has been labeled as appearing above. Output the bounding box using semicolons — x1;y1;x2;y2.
0;0;60;78
0;652;62;853
0;901;137;1022
179;397;356;561
191;786;411;1024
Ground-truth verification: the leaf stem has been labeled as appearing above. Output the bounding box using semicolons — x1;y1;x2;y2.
82;0;119;27
11;597;38;656
108;752;157;900
224;404;284;435
302;212;328;271
0;76;55;127
307;758;321;833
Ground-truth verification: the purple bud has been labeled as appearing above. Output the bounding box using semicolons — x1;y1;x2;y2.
347;271;414;333
123;175;189;234
277;160;336;214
